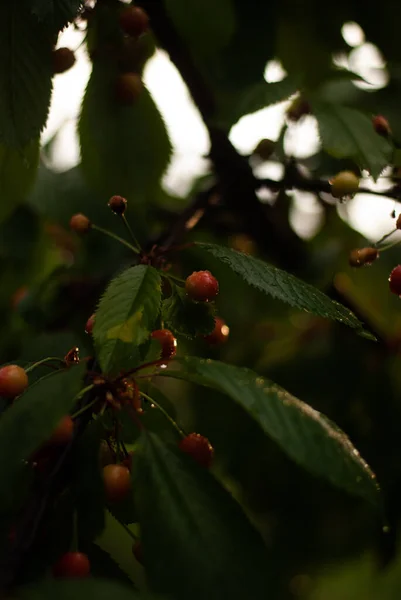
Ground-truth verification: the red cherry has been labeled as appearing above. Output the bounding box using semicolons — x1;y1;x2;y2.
69;214;91;234
178;433;214;468
372;115;391;137
52;552;90;578
85;314;95;335
119;6;149;37
103;464;131;503
108;195;127;215
132;540;143;564
52;48;76;74
204;317;229;345
185;271;219;303
0;365;28;399
47;416;74;446
151;329;177;360
389;265;401;296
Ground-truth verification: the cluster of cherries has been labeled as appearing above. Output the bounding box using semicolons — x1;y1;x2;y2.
72;193;230;351
0;359;214;578
85;269;228;359
52;5;150;105
0;246;223;578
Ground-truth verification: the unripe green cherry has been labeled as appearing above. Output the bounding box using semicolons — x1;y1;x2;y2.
330;171;359;199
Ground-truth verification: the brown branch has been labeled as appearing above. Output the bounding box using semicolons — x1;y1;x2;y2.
152;183;220;251
257;176;401;202
137;0;309;272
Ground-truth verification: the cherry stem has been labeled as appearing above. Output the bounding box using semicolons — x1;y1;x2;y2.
164;273;186;284
115;358;175;382
121;214;142;252
72;511;79;552
139;390;185;437
25;357;65;373
114;419;122;463
91;224;140;254
70;396;98;419
377;238;401;252
121;440;129;458
70;385;96;418
374;228;398;247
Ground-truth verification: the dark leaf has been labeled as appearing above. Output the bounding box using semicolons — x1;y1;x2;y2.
0;2;53;147
19;578;162;600
196;243;375;339
79;58;172;200
31;0;83;32
228;77;298;125
93;266;162;375
133;431;271;600
162;285;215;339
312;100;392;180
165;0;236;59
107;489;138;526
0;363;86;512
163;357;380;507
80;541;135;586
0;140;40;223
74;418;106;542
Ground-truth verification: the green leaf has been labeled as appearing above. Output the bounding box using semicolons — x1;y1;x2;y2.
162;285;215;339
79;59;172;200
73;418;105;542
0;364;86;512
228;76;298;125
276;8;343;89
93;266;162;375
96;510;141;585
165;0;236;59
31;0;83;32
0;2;53;148
80;542;135;586
163;357;380;507
140;386;179;445
107;485;138;526
133;431;271;600
196;243;374;339
312;101;392;180
0;140;40;223
19;578;161;600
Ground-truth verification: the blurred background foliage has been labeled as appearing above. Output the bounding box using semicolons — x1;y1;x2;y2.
3;0;401;597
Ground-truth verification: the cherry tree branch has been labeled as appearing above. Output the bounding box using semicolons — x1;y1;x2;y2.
137;0;309;271
257;176;401;202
